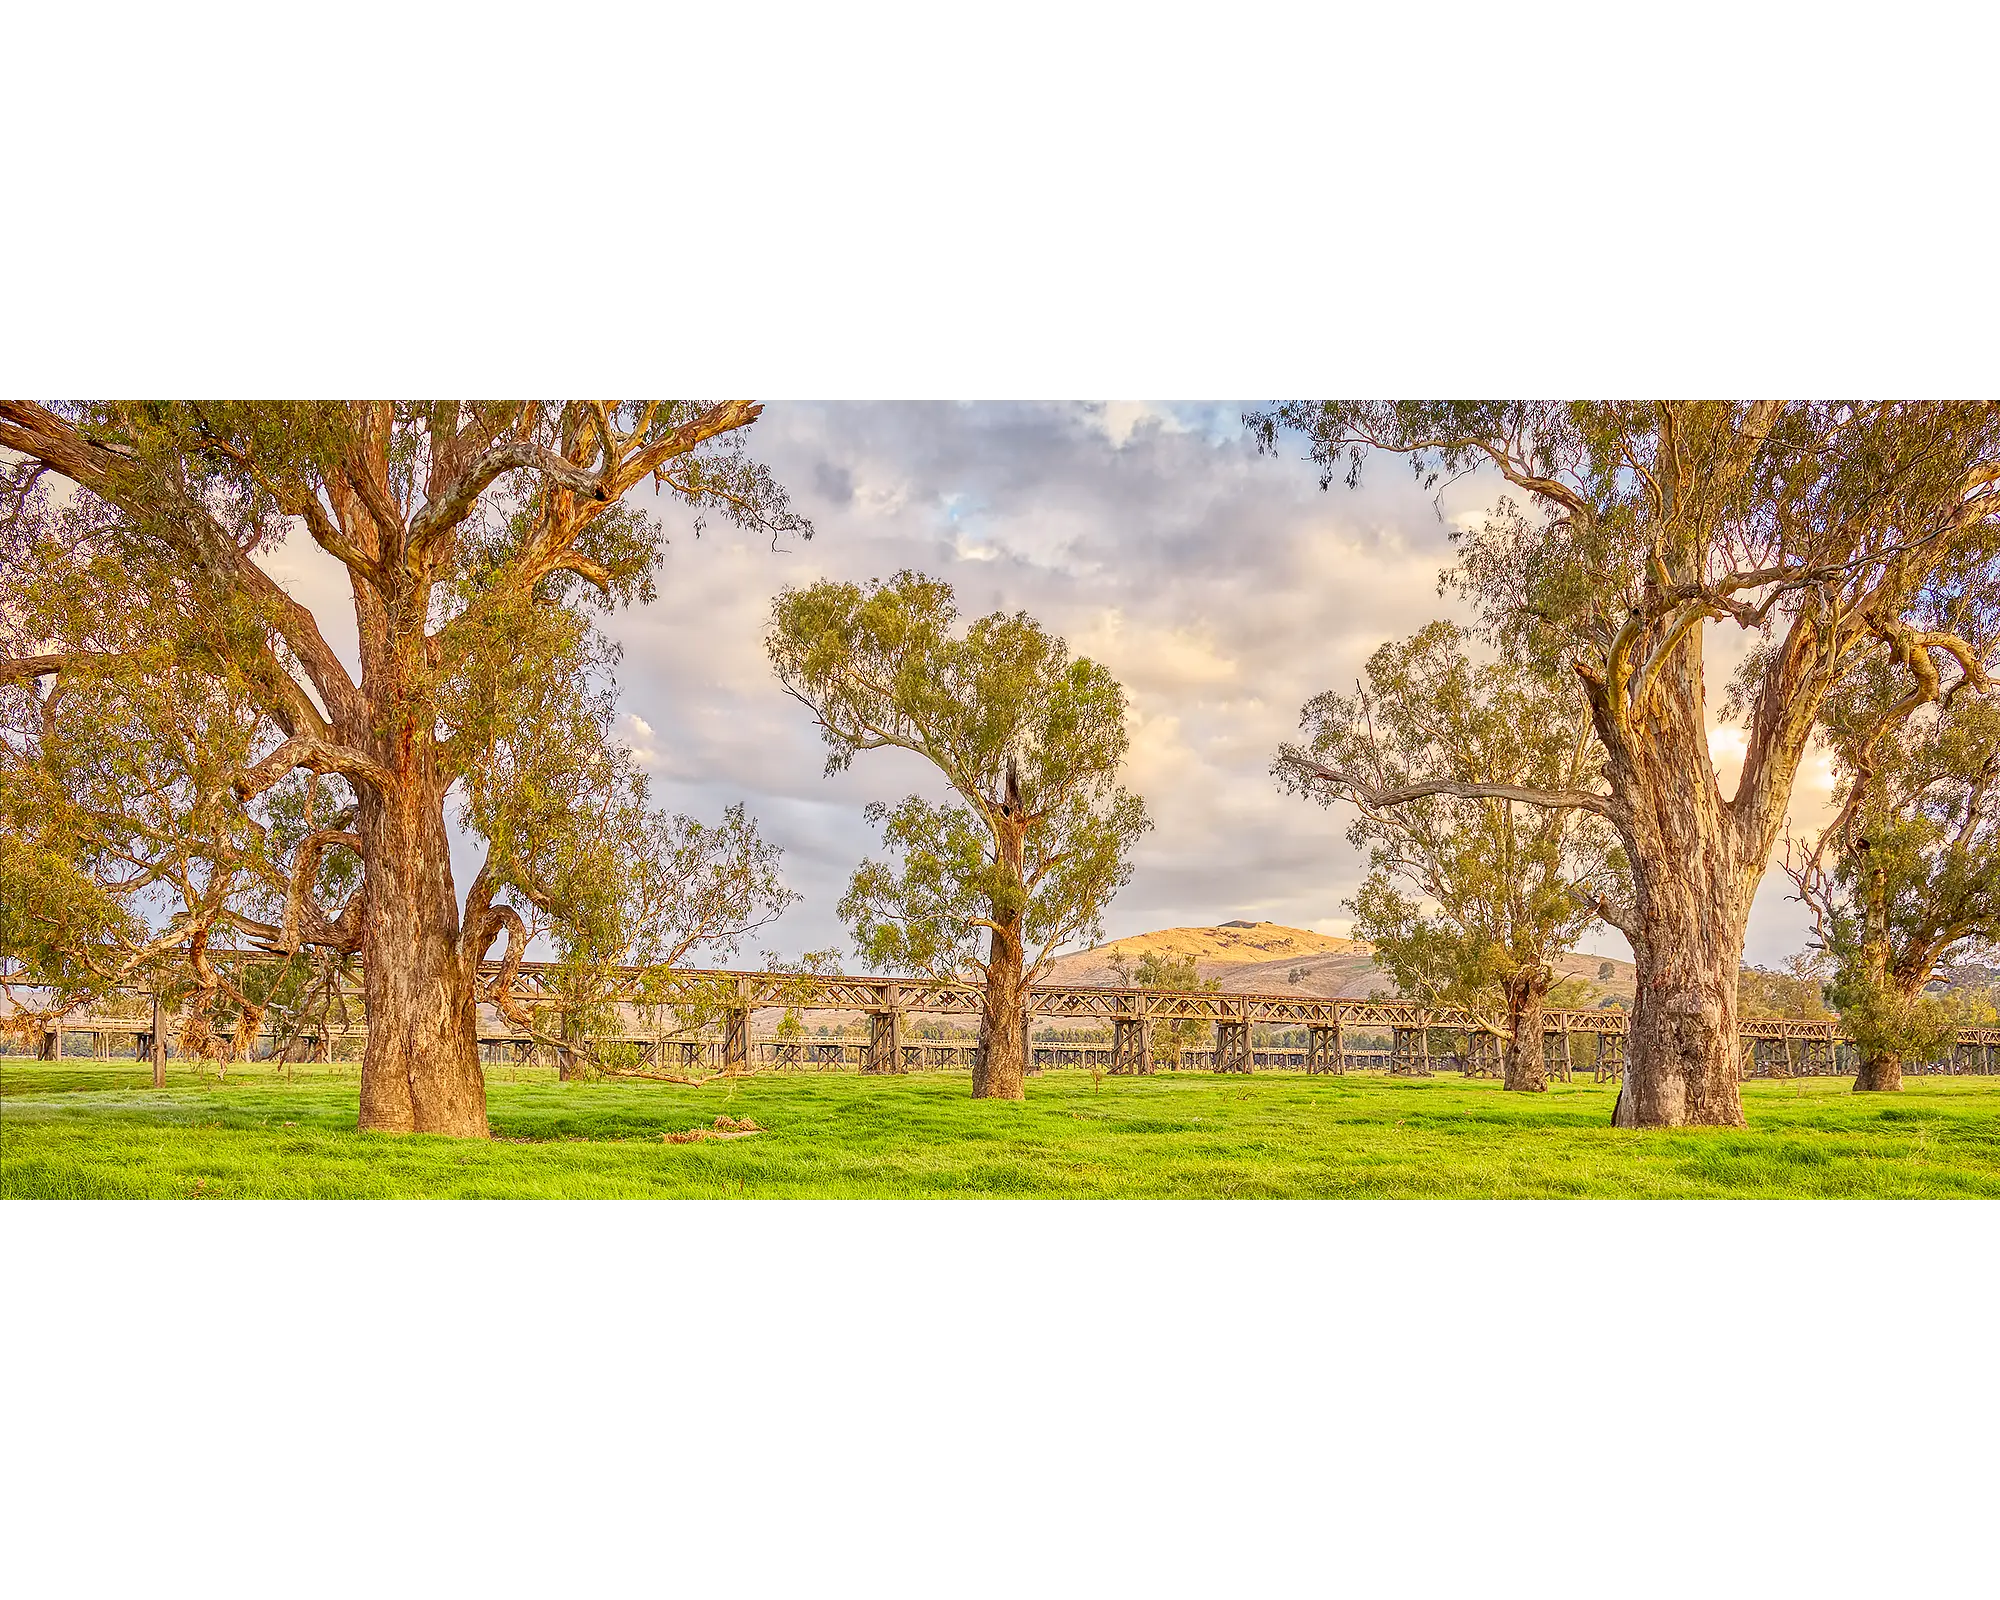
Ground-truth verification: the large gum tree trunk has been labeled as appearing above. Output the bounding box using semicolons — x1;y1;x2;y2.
973;921;1028;1101
1501;969;1549;1092
1594;622;1771;1130
1854;1051;1903;1092
355;786;487;1137
1614;825;1754;1129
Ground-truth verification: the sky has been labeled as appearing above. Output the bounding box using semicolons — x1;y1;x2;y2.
258;401;1837;970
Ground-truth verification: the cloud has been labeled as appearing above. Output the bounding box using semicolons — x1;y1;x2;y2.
623;713;660;769
1091;401;1188;449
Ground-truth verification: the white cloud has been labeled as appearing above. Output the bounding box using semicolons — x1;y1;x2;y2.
622;713;661;769
1092;401;1187;449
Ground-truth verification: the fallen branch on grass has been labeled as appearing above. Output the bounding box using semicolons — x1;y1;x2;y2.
661;1116;762;1144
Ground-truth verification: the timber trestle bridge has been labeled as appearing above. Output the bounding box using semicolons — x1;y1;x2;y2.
11;958;2000;1081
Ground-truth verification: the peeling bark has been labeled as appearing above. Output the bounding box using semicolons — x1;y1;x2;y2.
973;895;1029;1101
353;785;487;1137
1500;969;1550;1092
1598;632;1759;1129
973;808;1030;1102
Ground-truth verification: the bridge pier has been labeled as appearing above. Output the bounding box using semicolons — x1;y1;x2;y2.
1462;1029;1502;1078
723;1006;750;1073
1306;1022;1345;1074
865;983;905;1074
1111;1014;1152;1075
1214;1017;1251;1073
1390;1025;1432;1076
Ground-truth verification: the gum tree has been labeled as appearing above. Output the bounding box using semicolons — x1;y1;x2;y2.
1250;402;2000;1127
0;400;807;1135
766;571;1150;1100
1276;621;1624;1091
1784;579;2000;1089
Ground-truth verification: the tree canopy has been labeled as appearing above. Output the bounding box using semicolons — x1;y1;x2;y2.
1784;576;2000;1084
766;570;1149;1099
1276;620;1626;1089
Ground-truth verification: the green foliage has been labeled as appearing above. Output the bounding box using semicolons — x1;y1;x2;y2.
0;517;312;1020
1544;976;1597;1010
1276;621;1625;1032
768;572;1150;986
1249;403;2000;1047
1792;575;2000;1062
1737;955;1834;1021
835;796;997;977
1824;971;1960;1066
537;793;799;1054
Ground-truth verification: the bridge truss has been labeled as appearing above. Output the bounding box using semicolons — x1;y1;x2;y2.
10;956;2000;1080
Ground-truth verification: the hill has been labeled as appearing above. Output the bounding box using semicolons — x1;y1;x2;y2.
1045;921;1636;1009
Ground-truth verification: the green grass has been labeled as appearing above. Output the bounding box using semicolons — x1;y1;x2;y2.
4;1057;2000;1198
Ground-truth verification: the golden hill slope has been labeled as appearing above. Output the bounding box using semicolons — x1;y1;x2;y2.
1046;921;1636;1008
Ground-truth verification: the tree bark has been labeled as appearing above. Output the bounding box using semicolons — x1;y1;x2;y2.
973;792;1030;1101
354;785;487;1137
1501;969;1550;1092
1854;1050;1903;1092
972;936;1024;1104
973;925;1028;1101
1595;633;1761;1130
1846;872;1906;1093
1613;837;1753;1128
149;991;166;1089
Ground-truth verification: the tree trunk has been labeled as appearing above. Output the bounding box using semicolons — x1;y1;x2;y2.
1854;1050;1903;1092
355;786;487;1137
1846;878;1905;1093
1596;629;1762;1130
973;789;1031;1101
1501;969;1550;1092
973;921;1028;1101
1613;839;1753;1128
150;991;166;1089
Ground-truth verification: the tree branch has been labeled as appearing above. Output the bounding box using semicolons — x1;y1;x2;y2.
233;735;395;802
1282;753;1622;821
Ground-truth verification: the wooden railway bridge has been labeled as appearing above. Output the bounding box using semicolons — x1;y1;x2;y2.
12;958;2000;1081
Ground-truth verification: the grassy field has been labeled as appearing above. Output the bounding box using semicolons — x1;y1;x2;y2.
5;1056;2000;1198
